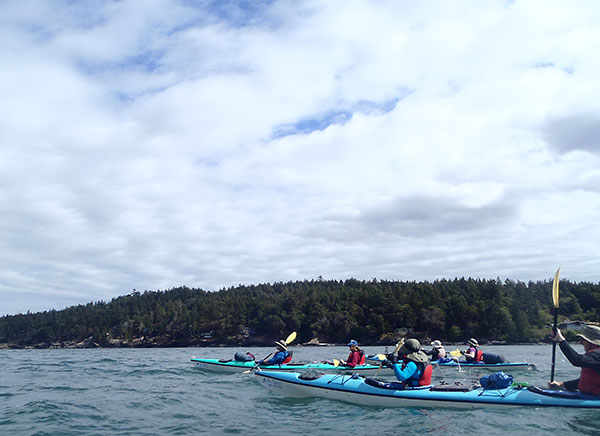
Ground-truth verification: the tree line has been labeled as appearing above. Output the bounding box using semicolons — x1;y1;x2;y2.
1;278;598;347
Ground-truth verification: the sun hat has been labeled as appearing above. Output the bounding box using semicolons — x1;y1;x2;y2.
347;340;359;347
275;340;288;351
398;338;429;363
431;340;443;348
576;325;600;346
466;338;479;347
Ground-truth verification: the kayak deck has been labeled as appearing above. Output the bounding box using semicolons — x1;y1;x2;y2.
255;371;600;409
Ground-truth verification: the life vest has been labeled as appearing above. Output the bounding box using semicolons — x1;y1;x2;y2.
401;361;433;387
577;367;600;395
432;347;446;360
345;350;365;367
282;350;293;364
577;349;600;395
466;347;484;363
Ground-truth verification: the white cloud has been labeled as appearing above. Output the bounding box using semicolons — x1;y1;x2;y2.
1;0;600;315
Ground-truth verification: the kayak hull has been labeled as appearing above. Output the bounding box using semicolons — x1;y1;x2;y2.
191;358;394;375
255;371;600;409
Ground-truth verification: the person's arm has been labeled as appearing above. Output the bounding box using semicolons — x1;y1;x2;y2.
559;341;600;369
392;360;417;382
549;378;580;391
548;329;584;391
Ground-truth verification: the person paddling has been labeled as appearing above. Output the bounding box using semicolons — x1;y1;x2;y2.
548;324;600;395
339;340;365;368
463;338;484;363
383;338;432;387
426;340;447;361
258;339;293;365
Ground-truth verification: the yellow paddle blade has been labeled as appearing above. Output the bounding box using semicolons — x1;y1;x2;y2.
450;349;463;357
285;331;297;345
552;266;561;308
333;358;340;367
377;354;386;360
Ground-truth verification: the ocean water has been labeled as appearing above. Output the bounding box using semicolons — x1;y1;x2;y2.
1;344;598;435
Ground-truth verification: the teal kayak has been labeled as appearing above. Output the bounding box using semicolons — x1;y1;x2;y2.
191;357;394;375
255;371;600;409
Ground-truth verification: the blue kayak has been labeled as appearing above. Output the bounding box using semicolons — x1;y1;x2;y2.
255;371;600;409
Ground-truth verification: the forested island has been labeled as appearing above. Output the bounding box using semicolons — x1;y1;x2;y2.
1;278;598;349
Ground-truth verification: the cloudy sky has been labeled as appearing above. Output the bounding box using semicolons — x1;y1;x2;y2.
1;0;599;316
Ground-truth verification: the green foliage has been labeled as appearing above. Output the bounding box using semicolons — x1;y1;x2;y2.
1;279;599;346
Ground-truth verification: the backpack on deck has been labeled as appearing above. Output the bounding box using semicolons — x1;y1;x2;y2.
479;371;513;390
234;352;255;362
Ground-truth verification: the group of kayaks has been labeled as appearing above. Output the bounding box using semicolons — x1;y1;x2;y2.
191;353;600;409
190;356;533;376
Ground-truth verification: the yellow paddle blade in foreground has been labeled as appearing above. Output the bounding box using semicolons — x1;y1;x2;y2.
552;266;561;308
333;358;340;367
450;349;463;357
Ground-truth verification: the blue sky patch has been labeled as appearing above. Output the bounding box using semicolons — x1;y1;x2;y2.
272;96;404;139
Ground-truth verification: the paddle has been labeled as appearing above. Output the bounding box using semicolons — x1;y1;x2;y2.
550;266;560;382
243;331;297;373
393;338;404;356
447;349;464;372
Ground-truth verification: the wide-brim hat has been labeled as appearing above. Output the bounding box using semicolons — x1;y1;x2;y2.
275;340;288;351
398;339;429;363
576;325;600;346
431;340;443;348
466;338;479;347
398;347;429;363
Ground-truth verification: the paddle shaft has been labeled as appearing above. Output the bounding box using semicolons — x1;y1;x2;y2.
550;308;558;382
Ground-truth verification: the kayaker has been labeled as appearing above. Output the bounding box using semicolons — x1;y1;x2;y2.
383;338;432;387
548;324;600;396
258;340;293;365
339;340;365;368
463;338;484;363
425;340;447;360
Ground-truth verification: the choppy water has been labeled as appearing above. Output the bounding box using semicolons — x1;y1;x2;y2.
0;345;598;435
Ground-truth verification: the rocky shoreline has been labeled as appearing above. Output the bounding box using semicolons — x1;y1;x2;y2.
0;336;548;350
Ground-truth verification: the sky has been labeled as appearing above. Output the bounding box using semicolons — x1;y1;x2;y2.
1;0;600;316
